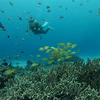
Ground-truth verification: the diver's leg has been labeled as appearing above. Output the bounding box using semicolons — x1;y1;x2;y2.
41;28;50;34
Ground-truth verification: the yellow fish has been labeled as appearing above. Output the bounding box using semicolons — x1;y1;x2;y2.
36;55;41;57
49;57;54;60
22;38;25;40
65;55;72;59
42;58;48;61
57;59;61;62
45;49;52;53
70;52;76;54
50;46;55;49
71;44;77;48
58;43;65;46
39;47;44;51
3;70;14;75
48;60;54;64
32;63;39;67
0;59;2;61
44;46;49;50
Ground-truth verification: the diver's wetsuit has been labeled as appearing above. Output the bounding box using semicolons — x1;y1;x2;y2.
28;20;50;35
0;22;4;28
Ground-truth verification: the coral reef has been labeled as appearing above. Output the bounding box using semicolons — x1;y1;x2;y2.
0;57;100;100
77;57;100;91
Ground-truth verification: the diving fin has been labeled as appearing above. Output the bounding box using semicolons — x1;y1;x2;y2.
42;21;49;27
48;26;54;30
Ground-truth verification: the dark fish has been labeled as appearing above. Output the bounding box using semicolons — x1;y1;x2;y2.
60;16;64;18
7;35;10;38
47;9;51;12
38;2;41;5
59;5;62;8
9;1;13;6
21;51;24;53
15;57;18;59
19;17;22;21
46;6;50;9
0;22;4;28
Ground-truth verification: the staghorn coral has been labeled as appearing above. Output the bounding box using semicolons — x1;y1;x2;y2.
0;61;100;100
76;57;100;91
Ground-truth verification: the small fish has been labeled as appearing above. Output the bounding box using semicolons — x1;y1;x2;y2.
36;55;41;57
8;17;12;20
47;9;51;12
46;6;50;9
37;5;41;7
49;57;54;60
16;36;18;38
22;38;25;40
41;19;45;21
89;9;93;13
66;7;67;10
0;22;4;28
17;14;19;17
30;16;33;19
19;17;22;21
32;63;39;67
42;58;47;61
80;3;83;6
70;52;76;54
9;1;13;6
28;35;31;37
21;51;24;53
72;0;75;2
30;55;33;57
50;46;55;49
71;44;77;48
17;55;20;57
26;33;28;35
59;5;62;8
45;49;52;53
58;43;65;46
25;17;29;20
57;59;61;62
21;23;23;25
38;2;41;5
87;0;90;2
7;35;10;38
27;11;30;14
17;27;19;30
48;60;54;64
1;9;4;13
2;28;6;31
65;55;72;59
0;59;2;61
15;57;18;59
60;16;64;18
7;56;11;59
44;46;49;50
24;11;26;14
3;70;14;75
39;47;44;51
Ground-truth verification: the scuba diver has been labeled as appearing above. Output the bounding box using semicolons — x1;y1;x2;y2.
26;19;54;39
0;22;6;31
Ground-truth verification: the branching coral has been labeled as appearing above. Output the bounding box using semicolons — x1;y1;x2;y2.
0;61;100;100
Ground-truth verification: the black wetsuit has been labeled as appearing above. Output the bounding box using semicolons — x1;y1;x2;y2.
28;20;50;35
0;22;4;28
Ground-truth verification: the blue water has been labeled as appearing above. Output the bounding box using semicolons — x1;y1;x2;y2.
0;0;100;63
